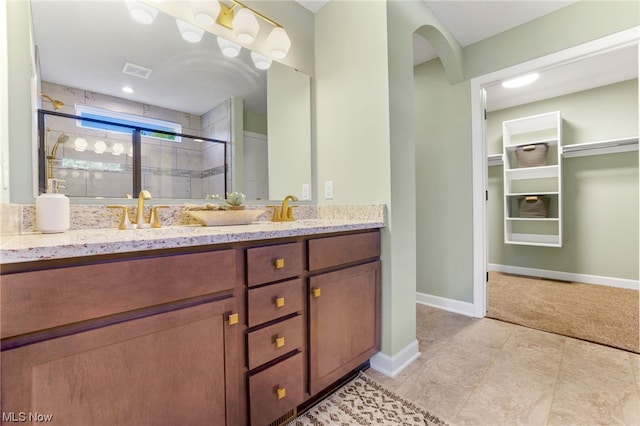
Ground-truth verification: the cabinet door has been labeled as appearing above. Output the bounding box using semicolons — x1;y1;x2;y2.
1;298;240;426
308;261;381;395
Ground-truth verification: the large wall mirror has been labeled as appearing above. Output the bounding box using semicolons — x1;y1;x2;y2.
31;0;311;202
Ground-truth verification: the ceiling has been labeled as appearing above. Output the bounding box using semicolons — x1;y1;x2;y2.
297;0;638;111
33;1;638;116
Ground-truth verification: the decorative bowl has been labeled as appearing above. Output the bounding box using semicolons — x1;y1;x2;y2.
187;209;265;226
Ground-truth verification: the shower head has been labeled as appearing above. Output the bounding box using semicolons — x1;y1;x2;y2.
49;133;69;158
40;93;64;110
47;133;69;180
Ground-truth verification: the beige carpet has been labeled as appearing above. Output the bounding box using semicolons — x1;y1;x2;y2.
487;272;639;353
289;372;450;426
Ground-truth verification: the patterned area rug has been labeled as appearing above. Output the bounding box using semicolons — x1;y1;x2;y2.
288;372;450;426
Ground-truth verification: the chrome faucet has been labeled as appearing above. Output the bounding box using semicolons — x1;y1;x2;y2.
268;195;299;222
135;190;152;228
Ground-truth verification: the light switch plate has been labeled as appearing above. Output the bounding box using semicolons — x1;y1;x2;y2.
324;181;333;200
302;183;310;200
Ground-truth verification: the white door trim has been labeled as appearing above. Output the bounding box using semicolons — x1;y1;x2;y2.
470;26;640;318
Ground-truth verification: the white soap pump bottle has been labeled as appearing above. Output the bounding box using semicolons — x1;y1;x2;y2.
36;178;70;233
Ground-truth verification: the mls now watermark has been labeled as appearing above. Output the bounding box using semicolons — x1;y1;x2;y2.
2;412;53;422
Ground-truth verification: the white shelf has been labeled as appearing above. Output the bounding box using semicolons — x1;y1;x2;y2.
505;138;559;150
506;233;561;247
506;217;559;222
505;165;558;180
503;112;562;247
506;191;558;197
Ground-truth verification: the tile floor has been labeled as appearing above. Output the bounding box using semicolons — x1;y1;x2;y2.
366;304;640;426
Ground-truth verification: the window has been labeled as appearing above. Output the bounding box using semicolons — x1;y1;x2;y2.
75;105;182;142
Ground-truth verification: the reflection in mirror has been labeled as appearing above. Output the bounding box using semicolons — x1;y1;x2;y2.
31;0;311;201
38;108;228;199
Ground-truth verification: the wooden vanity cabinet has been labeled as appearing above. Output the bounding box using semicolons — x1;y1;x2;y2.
245;242;305;426
1;250;241;426
307;231;381;396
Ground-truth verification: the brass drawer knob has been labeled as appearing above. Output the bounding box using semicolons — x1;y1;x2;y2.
276;387;286;400
227;313;239;325
312;288;321;298
275;336;285;348
275;297;285;308
274;258;285;269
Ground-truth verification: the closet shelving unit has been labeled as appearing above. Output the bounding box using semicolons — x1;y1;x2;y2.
502;111;562;247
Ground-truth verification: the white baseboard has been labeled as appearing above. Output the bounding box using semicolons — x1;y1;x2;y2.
416;292;477;317
489;264;639;291
369;339;420;378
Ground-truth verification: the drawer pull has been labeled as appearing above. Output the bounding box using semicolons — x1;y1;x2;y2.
228;313;239;325
275;297;285;308
275;336;285;348
525;195;538;201
274;258;285;269
276;387;286;400
522;144;536;151
312;287;321;298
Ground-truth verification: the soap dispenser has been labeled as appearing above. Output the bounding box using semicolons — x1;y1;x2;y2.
36;178;70;233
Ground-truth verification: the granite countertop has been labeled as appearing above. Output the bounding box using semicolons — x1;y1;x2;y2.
0;219;384;265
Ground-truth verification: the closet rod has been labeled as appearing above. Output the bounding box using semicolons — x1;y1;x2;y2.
562;136;638;158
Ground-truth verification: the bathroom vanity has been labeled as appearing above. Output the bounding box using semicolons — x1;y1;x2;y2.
0;220;382;426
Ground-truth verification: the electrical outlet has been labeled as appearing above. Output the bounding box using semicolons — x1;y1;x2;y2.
301;183;310;200
324;181;333;200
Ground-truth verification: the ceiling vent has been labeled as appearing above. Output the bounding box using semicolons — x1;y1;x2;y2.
122;62;152;79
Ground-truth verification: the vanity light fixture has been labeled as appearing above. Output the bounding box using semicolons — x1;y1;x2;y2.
125;0;158;25
217;36;241;57
216;0;291;59
250;51;272;70
502;73;540;89
94;140;107;154
176;19;205;43
122;86;135;94
74;137;88;152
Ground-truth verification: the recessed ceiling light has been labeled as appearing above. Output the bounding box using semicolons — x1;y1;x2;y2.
502;73;540;89
122;86;135;93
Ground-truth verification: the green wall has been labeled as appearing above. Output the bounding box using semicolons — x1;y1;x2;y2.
414;58;473;302
487;79;639;280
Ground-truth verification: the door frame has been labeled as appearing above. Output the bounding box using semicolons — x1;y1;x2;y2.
470;27;639;318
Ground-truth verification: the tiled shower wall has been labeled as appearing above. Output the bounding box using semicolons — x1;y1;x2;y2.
41;81;229;199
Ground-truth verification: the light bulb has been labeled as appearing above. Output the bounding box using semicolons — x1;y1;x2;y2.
94;140;106;154
112;142;125;156
126;0;158;25
250;51;272;70
267;27;291;59
217;37;241;58
176;19;204;43
233;7;259;44
74;137;87;152
502;73;540;89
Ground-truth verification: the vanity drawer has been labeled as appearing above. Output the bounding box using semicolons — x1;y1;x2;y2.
247;315;303;370
246;242;303;287
1;250;237;339
247;278;304;327
308;231;380;271
249;352;303;426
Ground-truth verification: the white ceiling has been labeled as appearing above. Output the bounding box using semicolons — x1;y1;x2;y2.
298;0;638;111
33;1;638;116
